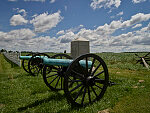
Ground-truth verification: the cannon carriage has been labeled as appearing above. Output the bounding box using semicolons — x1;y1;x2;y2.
20;53;114;107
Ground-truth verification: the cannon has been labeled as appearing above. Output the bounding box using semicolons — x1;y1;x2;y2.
20;53;73;76
20;53;51;76
20;53;115;107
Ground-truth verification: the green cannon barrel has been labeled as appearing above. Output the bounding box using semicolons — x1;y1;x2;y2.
43;58;92;68
19;56;48;60
19;56;32;60
19;56;92;68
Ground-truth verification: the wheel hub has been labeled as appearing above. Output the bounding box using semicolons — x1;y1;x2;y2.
85;76;95;86
38;63;43;69
58;69;64;77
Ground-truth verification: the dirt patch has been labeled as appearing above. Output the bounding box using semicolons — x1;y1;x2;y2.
98;108;110;113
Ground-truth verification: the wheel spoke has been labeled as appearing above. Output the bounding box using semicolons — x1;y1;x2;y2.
46;73;58;78
88;86;91;103
91;63;101;76
81;87;86;105
77;62;86;75
33;66;39;73
95;78;106;84
73;86;84;101
86;57;88;75
49;75;59;85
91;86;98;97
55;76;60;88
52;66;59;70
71;70;84;79
93;70;104;77
68;79;82;83
69;83;83;93
94;84;103;89
61;77;63;89
30;65;36;70
37;68;41;75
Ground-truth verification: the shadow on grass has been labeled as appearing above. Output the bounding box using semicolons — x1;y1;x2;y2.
17;92;65;112
13;72;40;79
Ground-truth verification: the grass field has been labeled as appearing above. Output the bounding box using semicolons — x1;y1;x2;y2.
0;52;150;113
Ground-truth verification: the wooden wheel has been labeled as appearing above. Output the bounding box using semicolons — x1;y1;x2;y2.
64;54;109;107
43;54;72;91
28;53;50;76
22;53;35;73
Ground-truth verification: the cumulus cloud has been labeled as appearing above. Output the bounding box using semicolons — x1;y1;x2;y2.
30;11;63;33
58;32;75;43
13;8;27;17
18;9;27;17
24;0;45;2
8;0;17;1
0;29;37;51
50;0;56;3
90;0;121;10
57;30;65;35
0;29;36;41
117;11;123;16
10;14;28;26
111;11;123;18
57;13;150;46
132;24;142;29
132;0;147;4
66;25;84;33
56;13;150;52
122;13;150;27
2;13;150;53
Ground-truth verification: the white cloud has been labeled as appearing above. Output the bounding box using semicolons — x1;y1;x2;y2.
30;11;63;33
8;0;17;1
111;11;123;18
0;29;36;41
2;12;150;53
10;14;28;26
66;24;84;33
117;11;123;16
13;8;27;17
24;0;45;2
58;32;75;43
121;13;150;27
57;30;65;35
50;0;56;3
0;29;36;51
132;0;147;4
147;23;150;31
56;13;150;53
56;25;84;36
18;9;27;17
90;0;121;10
132;24;142;29
64;6;67;11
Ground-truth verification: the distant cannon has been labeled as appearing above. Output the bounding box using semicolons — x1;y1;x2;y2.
20;53;115;107
20;53;50;76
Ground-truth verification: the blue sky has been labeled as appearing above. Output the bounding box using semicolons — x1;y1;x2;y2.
0;0;150;52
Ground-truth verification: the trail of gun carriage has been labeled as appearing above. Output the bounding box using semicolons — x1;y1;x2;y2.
0;39;150;113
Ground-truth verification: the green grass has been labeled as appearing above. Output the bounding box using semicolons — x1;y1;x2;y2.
0;53;150;113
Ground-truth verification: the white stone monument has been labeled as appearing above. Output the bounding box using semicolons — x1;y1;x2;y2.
71;37;90;59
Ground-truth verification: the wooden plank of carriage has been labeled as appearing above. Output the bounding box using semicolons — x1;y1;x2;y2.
141;58;149;70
